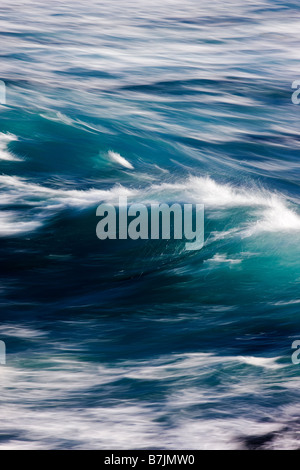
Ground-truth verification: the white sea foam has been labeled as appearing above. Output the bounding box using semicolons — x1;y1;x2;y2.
108;150;134;169
246;201;300;235
0;350;289;449
0;174;138;207
0;134;21;161
273;300;300;306
205;254;242;265
0;325;47;339
237;356;284;370
149;176;300;236
0;211;42;235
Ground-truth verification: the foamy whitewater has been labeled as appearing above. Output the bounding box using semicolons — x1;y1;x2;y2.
0;0;299;450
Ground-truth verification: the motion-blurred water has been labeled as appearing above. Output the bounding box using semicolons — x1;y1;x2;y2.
0;0;300;449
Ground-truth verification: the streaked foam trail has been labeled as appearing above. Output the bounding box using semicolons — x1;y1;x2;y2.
0;349;292;449
0;211;42;236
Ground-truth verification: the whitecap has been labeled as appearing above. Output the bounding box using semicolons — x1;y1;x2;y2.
107;150;134;169
0;133;21;162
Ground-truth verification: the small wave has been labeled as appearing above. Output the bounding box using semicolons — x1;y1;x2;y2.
0;134;21;161
237;356;284;370
107;150;134;170
148;176;300;236
0;211;42;236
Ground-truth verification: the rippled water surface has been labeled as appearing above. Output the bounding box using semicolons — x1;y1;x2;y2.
0;0;299;449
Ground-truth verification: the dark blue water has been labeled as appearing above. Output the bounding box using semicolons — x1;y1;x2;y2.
0;0;299;449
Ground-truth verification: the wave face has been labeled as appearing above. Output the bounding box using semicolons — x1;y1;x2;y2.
0;0;300;450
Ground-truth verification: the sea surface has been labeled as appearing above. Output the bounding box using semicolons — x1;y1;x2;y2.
0;0;299;449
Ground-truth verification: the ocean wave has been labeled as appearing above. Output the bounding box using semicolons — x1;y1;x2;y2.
0;173;299;238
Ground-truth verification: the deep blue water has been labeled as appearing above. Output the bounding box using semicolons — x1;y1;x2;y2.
0;0;299;449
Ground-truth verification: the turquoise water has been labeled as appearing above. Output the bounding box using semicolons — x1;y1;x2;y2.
0;0;299;449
